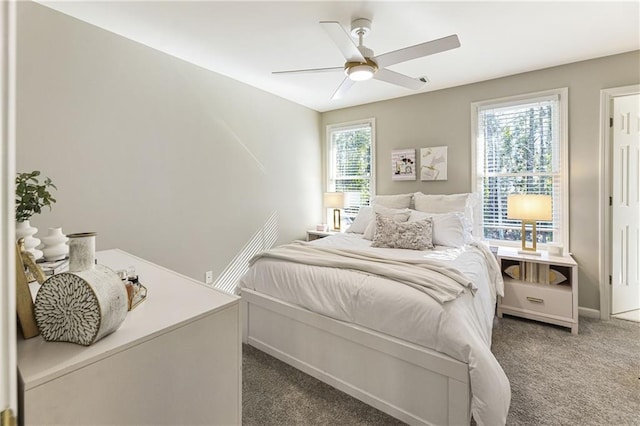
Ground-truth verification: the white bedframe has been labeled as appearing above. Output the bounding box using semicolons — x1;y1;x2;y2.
241;288;471;426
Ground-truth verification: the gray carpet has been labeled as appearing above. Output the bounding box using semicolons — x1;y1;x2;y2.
243;316;640;425
492;316;640;425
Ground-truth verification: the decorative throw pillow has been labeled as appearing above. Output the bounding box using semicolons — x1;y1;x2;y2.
371;215;434;250
363;206;411;240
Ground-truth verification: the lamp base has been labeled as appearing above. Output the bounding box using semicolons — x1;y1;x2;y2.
520;220;540;253
332;208;341;231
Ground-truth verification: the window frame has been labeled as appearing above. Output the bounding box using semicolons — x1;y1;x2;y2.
470;88;569;252
325;118;376;221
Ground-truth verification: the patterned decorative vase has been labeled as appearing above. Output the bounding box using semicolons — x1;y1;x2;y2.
16;220;43;260
41;227;69;261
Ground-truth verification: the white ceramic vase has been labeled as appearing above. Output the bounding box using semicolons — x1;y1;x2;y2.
16;220;43;260
40;227;69;261
68;232;96;272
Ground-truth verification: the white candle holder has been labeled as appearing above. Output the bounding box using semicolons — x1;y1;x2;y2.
68;232;96;272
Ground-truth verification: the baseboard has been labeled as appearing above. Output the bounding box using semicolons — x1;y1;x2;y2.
578;306;600;319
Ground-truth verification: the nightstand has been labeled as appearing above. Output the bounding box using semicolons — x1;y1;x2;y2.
497;246;578;334
306;230;337;241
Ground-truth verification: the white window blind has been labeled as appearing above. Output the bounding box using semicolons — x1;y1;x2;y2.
327;119;375;220
473;89;568;248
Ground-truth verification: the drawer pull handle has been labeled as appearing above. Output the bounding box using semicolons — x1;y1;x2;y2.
526;296;544;304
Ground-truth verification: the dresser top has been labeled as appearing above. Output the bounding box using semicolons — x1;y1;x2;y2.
18;249;238;390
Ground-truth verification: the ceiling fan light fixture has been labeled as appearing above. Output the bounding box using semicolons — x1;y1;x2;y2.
345;59;378;81
347;64;374;81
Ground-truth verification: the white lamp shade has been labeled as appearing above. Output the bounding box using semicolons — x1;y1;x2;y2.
507;194;552;221
323;192;345;209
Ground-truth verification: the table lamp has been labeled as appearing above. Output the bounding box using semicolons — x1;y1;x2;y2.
507;194;552;255
323;192;345;231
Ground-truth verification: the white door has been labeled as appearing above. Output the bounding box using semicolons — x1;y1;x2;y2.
1;1;18;424
611;94;640;314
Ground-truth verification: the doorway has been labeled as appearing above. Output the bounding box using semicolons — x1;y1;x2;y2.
599;85;640;321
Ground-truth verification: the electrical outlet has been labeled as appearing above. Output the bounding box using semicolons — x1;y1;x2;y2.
205;270;214;285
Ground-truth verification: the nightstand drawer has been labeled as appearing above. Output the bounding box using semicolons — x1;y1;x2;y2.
502;280;572;318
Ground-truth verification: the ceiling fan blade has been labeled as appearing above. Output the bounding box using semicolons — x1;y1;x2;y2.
374;34;460;68
273;66;344;75
320;21;365;62
331;77;356;100
373;68;425;90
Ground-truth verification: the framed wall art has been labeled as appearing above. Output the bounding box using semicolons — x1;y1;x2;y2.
420;146;448;181
391;148;416;181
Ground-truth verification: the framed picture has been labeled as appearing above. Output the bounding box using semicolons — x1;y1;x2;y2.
15;242;42;338
391;148;416;181
420;146;448;181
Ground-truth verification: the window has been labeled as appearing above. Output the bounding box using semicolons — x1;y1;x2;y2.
326;119;375;222
471;88;568;249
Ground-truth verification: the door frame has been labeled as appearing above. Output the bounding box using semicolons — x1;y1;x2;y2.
1;0;18;421
599;84;640;320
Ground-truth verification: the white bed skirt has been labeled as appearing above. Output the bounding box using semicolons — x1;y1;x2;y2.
242;289;472;426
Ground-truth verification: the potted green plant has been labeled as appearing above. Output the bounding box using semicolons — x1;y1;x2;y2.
15;171;57;260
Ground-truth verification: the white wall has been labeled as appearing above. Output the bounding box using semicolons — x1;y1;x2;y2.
322;50;640;311
16;2;321;284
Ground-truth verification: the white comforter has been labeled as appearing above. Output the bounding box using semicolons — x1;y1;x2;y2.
239;233;511;425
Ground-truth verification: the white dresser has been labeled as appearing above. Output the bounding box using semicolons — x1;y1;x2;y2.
17;249;241;425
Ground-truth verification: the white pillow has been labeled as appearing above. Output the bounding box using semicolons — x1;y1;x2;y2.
363;205;411;240
408;210;468;247
413;192;479;238
413;192;467;213
345;206;374;234
372;193;413;209
466;192;481;238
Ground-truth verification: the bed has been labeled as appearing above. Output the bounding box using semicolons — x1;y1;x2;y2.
239;192;511;426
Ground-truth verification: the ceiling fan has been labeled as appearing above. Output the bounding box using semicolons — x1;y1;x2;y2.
273;18;460;100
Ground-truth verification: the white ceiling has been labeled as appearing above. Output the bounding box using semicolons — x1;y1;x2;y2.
37;1;639;112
